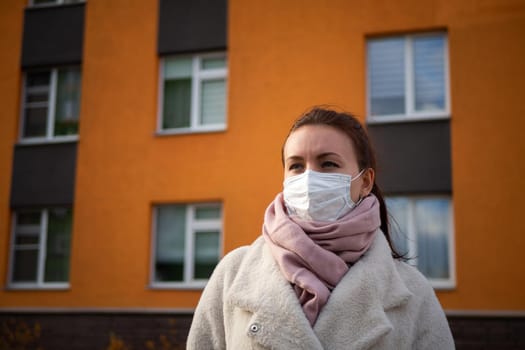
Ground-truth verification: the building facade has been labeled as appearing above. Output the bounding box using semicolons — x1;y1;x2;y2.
1;0;524;348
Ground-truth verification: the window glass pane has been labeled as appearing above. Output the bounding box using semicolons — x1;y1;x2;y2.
193;231;220;279
44;208;72;282
195;206;221;220
163;79;191;129
15;236;39;245
23;107;48;137
12;249;39;282
200;79;225;125
15;211;41;244
164;58;192;79
414;199;450;279
155;206;186;282
414;35;446;112
26;71;50;87
54;68;81;136
17;211;41;225
368;38;405;116
202;57;226;70
386;197;410;255
26;92;49;103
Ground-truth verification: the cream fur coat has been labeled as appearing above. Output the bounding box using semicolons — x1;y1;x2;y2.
187;231;455;349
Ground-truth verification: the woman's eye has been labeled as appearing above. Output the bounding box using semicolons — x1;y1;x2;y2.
322;161;339;168
288;163;303;171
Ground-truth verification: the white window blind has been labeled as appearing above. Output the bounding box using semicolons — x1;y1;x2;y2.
368;37;406;116
152;203;222;288
200;79;226;125
367;33;449;122
413;35;446;112
387;196;455;289
160;54;227;134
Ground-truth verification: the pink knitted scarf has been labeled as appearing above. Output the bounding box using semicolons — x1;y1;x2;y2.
262;193;381;326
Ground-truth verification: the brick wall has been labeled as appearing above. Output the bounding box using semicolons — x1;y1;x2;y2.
449;315;525;350
0;312;193;350
0;312;524;349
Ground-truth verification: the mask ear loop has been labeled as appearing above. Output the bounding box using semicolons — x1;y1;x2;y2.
350;168;366;182
350;168;369;207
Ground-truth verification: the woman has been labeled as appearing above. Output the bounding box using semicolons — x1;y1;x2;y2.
187;107;455;349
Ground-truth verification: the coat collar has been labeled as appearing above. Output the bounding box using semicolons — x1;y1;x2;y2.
226;231;413;349
313;232;413;349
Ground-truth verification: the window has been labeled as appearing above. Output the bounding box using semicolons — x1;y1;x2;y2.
367;32;449;123
159;53;227;134
152;203;222;288
21;67;82;142
8;208;73;289
387;196;455;289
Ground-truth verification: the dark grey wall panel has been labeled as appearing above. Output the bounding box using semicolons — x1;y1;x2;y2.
158;0;227;55
10;143;77;208
21;4;85;68
368;120;452;194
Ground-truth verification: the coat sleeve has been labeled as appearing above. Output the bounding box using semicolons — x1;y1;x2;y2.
186;246;247;350
413;283;456;349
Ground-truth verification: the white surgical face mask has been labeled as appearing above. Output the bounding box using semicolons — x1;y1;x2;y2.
283;169;365;222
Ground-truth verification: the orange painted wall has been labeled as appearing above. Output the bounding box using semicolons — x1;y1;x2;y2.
0;0;25;298
1;0;524;312
445;4;525;309
227;0;525;311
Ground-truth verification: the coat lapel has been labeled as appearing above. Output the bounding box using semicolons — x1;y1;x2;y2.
226;238;324;349
225;233;412;349
314;232;413;350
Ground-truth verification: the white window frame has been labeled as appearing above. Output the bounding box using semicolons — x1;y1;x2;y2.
388;195;456;290
28;0;85;7
19;67;81;145
150;203;223;289
366;32;451;124
157;52;228;135
7;209;71;290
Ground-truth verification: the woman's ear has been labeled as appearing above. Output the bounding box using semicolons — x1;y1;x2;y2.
361;168;375;197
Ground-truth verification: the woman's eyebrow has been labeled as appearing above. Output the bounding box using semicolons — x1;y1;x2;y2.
284;155;303;163
317;152;342;159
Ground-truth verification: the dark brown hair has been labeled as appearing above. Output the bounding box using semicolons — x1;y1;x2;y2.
282;106;403;259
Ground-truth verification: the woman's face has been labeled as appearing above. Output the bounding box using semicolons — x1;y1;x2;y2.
283;124;374;202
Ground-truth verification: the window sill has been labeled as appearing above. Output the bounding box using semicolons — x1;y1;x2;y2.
27;1;85;9
429;280;456;291
156;125;227;137
5;283;70;291
17;136;79;146
148;282;208;291
367;113;450;125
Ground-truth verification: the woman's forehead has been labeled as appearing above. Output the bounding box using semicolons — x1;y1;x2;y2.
284;125;355;157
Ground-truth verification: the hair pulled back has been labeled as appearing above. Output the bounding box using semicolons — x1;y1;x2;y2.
283;106;403;259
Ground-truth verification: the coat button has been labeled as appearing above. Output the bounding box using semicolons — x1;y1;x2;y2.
249;323;261;334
